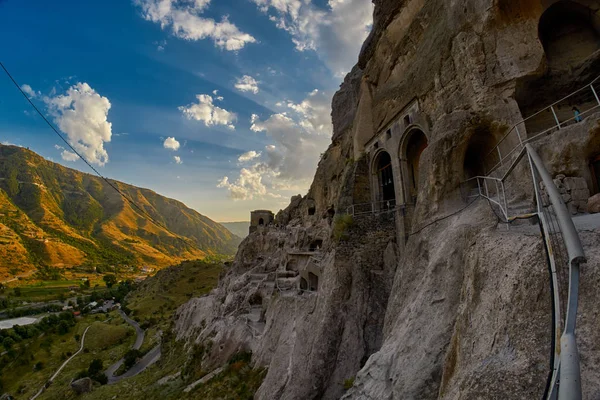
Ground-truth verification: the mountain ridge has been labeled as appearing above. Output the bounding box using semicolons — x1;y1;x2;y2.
0;144;241;279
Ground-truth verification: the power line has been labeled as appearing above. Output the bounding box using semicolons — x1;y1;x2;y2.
0;61;193;247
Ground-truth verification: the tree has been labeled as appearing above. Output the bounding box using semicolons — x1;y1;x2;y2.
88;359;103;375
124;349;141;368
103;274;117;288
3;337;15;350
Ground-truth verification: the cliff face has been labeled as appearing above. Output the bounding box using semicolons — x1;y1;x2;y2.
175;0;600;399
0;144;240;278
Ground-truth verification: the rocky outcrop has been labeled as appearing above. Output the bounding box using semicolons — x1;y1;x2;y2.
174;0;600;399
70;377;92;394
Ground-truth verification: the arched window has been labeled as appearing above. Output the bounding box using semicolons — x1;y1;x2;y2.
308;272;319;292
539;1;600;71
258;218;264;226
402;129;428;203
374;151;396;208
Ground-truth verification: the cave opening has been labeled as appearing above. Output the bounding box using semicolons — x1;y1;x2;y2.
516;1;600;136
300;277;308;291
463;128;499;179
258;218;264;226
539;1;600;72
309;240;323;252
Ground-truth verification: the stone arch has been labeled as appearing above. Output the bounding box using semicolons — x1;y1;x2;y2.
300;277;308;291
286;259;298;272
539;1;600;71
308;272;319;292
372;150;396;207
399;127;429;204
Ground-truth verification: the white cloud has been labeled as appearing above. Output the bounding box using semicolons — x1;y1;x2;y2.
234;75;259;94
179;94;236;129
218;89;332;200
42;83;113;166
238;150;261;162
212;89;219;95
61;150;79;162
21;84;39;98
251;0;373;76
163;136;181;150
174;155;183;164
154;39;167;51
135;0;256;51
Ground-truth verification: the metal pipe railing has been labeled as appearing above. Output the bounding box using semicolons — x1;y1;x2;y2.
483;75;600;175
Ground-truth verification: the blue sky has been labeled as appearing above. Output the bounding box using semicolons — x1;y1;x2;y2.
0;0;372;221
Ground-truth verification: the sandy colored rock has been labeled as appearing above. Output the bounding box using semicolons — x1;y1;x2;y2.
588;194;600;214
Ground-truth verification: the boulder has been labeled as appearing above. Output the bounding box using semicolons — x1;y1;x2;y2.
70;377;93;394
588;194;600;214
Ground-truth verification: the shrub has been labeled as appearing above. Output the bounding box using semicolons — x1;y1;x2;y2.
333;214;354;242
343;377;355;390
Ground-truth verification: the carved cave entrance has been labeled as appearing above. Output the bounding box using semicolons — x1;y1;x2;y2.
401;129;428;204
516;1;600;135
539;1;600;71
463;127;500;179
258;218;264;226
374;151;396;208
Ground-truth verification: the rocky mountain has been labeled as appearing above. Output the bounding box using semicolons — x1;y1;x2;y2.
170;1;600;400
0;144;241;279
220;221;250;239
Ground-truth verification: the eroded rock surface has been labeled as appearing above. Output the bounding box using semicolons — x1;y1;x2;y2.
174;0;600;399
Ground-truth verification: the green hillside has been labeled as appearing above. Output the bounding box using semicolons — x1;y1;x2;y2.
0;144;241;279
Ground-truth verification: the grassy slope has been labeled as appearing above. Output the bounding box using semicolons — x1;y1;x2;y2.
1;313;135;400
0;144;241;278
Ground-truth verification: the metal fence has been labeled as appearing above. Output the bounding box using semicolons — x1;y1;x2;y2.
347;199;398;216
483;75;600;177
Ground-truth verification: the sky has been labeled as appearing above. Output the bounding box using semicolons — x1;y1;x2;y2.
0;0;373;222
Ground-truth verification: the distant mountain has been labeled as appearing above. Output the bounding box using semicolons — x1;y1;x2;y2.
221;221;250;239
0;144;241;279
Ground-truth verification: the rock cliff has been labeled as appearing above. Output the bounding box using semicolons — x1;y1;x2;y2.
175;0;600;399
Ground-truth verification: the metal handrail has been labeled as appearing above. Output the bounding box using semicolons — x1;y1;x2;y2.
525;144;586;400
484;75;600;175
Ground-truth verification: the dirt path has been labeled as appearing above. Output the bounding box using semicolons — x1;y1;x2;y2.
30;325;91;400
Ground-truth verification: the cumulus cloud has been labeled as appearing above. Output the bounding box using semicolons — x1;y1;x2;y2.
234;75;259;94
251;0;373;75
218;89;332;200
163;136;181;150
174;155;183;164
179;94;236;129
54;144;79;162
238;150;261;162
135;0;256;51
41;83;113;166
21;84;39;98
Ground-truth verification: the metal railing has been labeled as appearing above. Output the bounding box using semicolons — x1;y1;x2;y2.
483;75;600;176
347;199;398;216
526;146;586;400
467;144;586;399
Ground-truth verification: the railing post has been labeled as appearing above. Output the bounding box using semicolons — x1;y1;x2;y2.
497;147;503;166
551;106;561;129
515;125;523;145
591;84;600;106
501;182;508;221
484;179;489;198
477;178;481;196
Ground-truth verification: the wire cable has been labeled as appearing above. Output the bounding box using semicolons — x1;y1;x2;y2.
0;61;193;247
